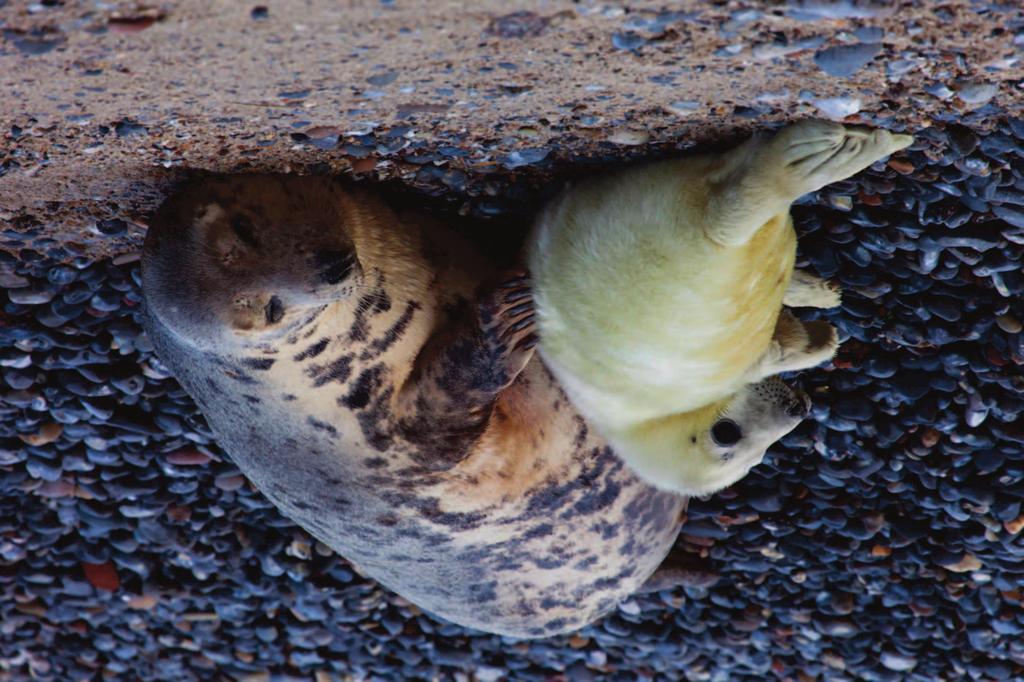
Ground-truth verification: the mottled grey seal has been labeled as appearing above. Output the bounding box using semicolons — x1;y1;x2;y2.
141;174;686;638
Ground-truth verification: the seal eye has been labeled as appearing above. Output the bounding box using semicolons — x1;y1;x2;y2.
711;419;742;447
314;250;355;285
231;215;259;248
264;296;285;324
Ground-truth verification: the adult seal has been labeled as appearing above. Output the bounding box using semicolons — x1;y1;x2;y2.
141;174;688;638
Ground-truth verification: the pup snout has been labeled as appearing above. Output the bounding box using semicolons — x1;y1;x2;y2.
785;390;811;419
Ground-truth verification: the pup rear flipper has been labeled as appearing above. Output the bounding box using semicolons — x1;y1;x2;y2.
704;121;913;246
745;309;838;382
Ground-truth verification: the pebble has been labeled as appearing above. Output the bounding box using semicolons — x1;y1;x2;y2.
82;561;120;591
995;315;1022;334
810;96;862;118
214;473;246;491
813;43;882;78
956;83;998;106
606;130;649;146
666;100;700;117
611;32;646;51
880;652;917;672
500;148;549;169
8;286;56;304
166;449;213;466
18;422;62;446
938;553;983;573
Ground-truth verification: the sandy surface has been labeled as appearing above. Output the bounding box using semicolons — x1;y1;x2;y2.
1;0;1022;258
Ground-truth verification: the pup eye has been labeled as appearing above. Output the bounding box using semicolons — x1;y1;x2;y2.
711;419;742;447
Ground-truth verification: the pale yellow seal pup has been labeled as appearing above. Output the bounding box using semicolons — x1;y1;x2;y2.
529;120;913;495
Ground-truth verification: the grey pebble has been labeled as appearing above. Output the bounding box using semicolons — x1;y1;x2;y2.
813;42;882;78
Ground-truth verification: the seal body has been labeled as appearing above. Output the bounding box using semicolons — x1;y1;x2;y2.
141;175;685;638
529;121;913;495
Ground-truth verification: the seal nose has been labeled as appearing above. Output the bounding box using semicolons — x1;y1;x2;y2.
314;250;356;285
264;295;285;324
786;390;811;419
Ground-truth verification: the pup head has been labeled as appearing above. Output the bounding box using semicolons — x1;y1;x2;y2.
622;375;810;496
142;176;362;352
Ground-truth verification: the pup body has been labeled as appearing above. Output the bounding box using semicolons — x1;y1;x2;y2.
141;175;686;638
530;121;912;494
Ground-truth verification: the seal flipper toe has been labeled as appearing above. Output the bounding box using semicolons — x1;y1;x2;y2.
395;272;538;465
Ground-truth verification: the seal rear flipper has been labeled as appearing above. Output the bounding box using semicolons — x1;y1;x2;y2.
635;498;718;593
395;272;537;466
705;121;913;246
635;551;719;593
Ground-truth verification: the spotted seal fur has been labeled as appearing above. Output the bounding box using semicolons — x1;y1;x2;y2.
141;174;687;638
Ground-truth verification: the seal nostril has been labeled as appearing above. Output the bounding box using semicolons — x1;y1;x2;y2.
264;296;285;324
315;250;355;285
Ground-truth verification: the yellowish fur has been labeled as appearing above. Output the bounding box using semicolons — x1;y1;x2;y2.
529;121;913;495
531;158;794;426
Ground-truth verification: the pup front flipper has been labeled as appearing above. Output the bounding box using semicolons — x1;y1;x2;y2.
745;309;838;382
783;269;842;309
395;272;537;465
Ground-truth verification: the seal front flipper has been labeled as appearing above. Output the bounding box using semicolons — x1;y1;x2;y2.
744;309;839;382
783;269;842;309
395;272;537;465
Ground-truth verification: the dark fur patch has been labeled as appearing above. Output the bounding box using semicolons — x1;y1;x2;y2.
348;287;392;342
364;457;388;469
294;338;330;361
223;368;258;385
307;354;353;387
342;365;386;409
417;497;487;531
361;301;419;360
467;581;498;603
572;416;589;448
523;523;554;540
306;416;338;436
534;556;568;570
349;378;395;452
241;357;276;371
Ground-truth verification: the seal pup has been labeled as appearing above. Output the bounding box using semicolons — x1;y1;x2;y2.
529;120;913;494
